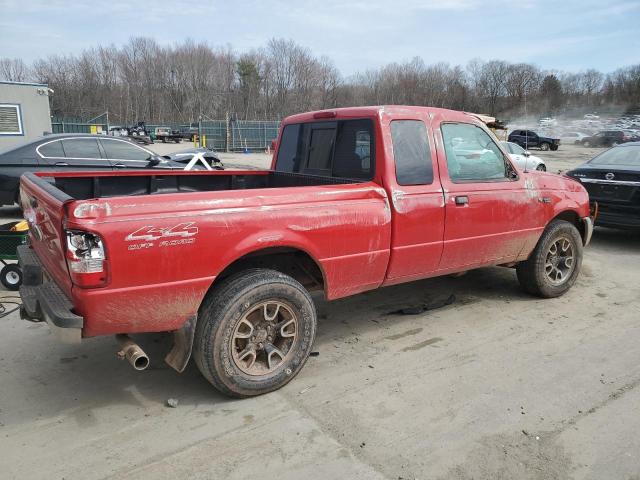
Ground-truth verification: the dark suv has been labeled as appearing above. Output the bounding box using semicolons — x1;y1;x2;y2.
507;130;560;151
580;130;630;148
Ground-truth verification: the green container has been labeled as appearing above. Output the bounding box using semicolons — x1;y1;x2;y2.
0;222;28;260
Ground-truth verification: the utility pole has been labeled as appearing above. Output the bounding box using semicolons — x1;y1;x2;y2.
198;115;203;148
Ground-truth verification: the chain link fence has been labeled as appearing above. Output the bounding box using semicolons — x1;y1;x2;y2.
51;116;280;151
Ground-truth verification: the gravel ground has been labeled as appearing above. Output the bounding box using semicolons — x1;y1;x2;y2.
0;143;639;480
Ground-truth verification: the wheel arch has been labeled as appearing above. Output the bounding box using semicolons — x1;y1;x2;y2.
207;246;327;302
550;209;587;243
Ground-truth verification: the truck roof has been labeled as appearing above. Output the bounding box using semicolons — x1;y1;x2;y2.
283;105;479;124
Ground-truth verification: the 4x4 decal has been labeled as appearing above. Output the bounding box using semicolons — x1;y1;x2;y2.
126;222;198;250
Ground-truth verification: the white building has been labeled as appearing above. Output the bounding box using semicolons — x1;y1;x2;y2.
0;81;52;150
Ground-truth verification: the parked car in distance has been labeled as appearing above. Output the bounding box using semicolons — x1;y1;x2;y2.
584;114;600;120
18;105;593;398
539;117;557;127
181;126;199;141
561;132;589;145
580;130;631;148
623;129;640;141
566;142;640;229
501;142;546;171
508;130;560;151
0;134;190;206
153;127;183;144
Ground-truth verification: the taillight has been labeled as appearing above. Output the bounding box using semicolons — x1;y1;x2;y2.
65;230;108;287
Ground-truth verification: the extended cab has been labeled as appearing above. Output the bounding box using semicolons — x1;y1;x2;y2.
18;106;593;397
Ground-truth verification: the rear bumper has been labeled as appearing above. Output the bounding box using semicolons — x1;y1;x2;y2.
17;245;83;343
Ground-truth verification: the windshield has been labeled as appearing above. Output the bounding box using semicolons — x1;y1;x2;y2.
588;145;640;167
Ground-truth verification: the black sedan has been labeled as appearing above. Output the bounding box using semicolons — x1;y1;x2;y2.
0;134;206;206
566;142;640;229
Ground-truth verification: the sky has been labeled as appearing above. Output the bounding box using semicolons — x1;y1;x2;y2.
1;0;639;75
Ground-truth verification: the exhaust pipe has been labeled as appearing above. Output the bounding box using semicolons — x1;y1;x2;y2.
116;334;150;371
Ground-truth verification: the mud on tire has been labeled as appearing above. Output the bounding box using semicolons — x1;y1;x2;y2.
516;220;583;298
193;268;317;398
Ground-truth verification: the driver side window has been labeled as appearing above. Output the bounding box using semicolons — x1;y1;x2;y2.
441;123;512;183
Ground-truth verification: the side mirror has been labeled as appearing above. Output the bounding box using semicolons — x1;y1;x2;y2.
523;151;531;157
147;155;162;166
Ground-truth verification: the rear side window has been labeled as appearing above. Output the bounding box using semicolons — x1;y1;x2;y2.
101;139;150;160
38;140;64;157
391;120;433;185
275;119;374;180
61;138;102;159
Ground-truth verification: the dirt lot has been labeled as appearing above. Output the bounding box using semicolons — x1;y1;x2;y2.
0;144;639;480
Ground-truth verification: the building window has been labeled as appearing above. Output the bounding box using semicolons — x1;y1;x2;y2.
0;104;23;135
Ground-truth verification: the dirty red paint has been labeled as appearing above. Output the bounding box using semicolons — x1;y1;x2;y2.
20;106;590;338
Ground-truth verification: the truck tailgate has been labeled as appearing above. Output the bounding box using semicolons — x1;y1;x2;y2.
20;173;74;297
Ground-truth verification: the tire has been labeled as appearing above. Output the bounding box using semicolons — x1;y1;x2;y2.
516;220;583;298
1;264;22;291
540;142;550;151
550;145;558;151
536;164;546;171
193;268;317;398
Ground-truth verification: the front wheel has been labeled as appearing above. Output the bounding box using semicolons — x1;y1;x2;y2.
540;142;550;151
193;269;317;397
516;220;583;298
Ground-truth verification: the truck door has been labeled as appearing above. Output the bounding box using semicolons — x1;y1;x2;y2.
435;120;544;271
383;117;446;284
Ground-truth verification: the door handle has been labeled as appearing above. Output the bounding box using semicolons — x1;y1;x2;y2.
54;162;69;166
113;163;126;168
454;195;469;205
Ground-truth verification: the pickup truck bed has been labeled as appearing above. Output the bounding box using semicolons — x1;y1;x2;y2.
18;105;593;398
48;170;363;200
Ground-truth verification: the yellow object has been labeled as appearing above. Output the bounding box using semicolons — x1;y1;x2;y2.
11;220;29;232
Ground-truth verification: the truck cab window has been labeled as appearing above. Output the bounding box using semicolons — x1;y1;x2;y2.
275;119;374;180
442;123;510;182
391;120;433;185
306;128;335;174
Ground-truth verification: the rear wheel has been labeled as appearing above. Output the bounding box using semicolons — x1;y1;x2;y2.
516;220;583;298
536;164;546;171
193;269;317;397
540;142;551;151
1;264;22;291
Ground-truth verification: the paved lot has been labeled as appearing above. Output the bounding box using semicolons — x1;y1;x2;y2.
1;144;639;479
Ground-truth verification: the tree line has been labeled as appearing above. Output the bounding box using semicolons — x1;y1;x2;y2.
1;37;639;124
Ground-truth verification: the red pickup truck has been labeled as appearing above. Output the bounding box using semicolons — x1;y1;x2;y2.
18;106;593;397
